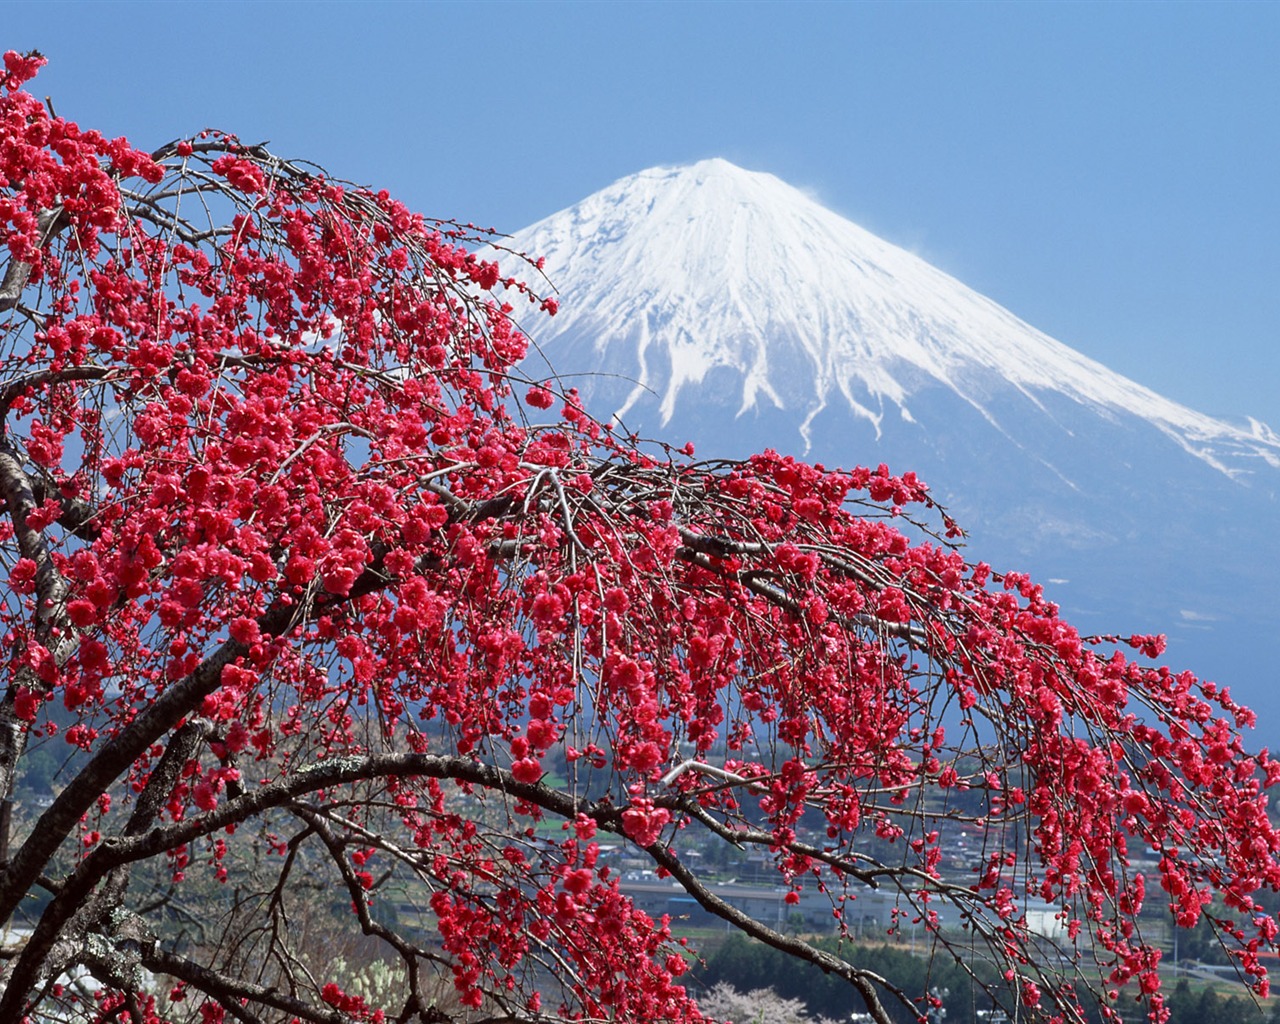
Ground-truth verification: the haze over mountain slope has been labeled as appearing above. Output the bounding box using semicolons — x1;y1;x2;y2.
493;159;1280;734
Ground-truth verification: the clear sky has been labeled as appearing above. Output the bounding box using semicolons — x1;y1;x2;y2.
8;2;1278;428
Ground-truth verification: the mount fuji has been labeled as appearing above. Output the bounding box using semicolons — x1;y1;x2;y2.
492;159;1280;737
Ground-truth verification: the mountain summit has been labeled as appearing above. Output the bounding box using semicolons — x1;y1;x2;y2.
494;159;1280;725
505;158;1280;478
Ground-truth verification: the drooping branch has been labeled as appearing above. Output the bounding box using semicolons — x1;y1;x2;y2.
644;840;902;1024
3;744;972;1023
287;804;445;1022
0;752;551;1016
144;949;346;1024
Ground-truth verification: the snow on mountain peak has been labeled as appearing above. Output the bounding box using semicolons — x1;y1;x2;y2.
496;159;1279;476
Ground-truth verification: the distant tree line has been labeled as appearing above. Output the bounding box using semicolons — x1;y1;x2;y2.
701;934;1006;1024
699;935;1279;1024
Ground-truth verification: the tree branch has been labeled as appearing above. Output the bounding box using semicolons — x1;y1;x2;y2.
644;841;902;1024
0;439;77;832
0;207;66;312
2;746;936;1023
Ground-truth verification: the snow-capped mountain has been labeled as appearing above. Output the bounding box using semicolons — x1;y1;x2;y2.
493;159;1280;731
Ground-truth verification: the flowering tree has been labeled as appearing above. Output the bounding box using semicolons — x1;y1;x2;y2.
695;983;841;1024
0;49;1278;1024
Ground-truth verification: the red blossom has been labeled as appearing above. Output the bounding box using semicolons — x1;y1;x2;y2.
3;50;46;87
526;385;556;409
0;60;1271;1024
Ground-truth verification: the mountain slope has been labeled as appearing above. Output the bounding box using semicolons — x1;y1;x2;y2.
505;158;1280;477
490;159;1280;730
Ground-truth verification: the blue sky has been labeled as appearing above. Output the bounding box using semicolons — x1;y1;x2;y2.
9;2;1278;428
